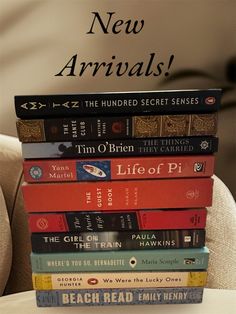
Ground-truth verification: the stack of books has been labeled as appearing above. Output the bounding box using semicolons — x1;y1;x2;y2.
15;89;220;307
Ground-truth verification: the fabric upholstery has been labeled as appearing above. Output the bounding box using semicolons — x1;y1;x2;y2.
206;175;236;289
0;186;12;296
0;134;23;219
0;134;32;294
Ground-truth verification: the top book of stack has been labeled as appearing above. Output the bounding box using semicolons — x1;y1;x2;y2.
14;89;221;119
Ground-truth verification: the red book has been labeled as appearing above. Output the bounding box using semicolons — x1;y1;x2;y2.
139;208;207;230
23;155;215;183
22;178;213;212
28;208;207;233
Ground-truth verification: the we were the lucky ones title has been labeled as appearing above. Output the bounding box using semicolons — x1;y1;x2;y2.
55;12;174;78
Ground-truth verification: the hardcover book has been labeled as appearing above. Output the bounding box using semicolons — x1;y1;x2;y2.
32;271;207;290
28;208;207;232
31;247;209;272
36;287;204;306
21;136;219;159
22;178;214;212
23;155;215;183
31;229;205;253
14;89;221;119
16;112;218;142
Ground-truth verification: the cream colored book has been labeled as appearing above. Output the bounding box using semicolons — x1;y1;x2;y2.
33;271;207;290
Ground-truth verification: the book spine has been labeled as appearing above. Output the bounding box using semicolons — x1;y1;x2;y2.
31;229;206;253
139;209;207;230
16;113;218;142
32;271;207;290
21;136;219;159
28;208;207;232
15;89;221;119
22;178;213;212
35;287;204;306
23;155;215;183
30;247;209;272
28;211;139;232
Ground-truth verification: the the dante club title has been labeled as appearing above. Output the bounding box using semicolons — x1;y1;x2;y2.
55;12;174;78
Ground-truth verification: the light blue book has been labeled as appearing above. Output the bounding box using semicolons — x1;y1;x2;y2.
31;247;209;272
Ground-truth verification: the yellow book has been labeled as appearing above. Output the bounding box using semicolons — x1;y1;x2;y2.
33;271;207;290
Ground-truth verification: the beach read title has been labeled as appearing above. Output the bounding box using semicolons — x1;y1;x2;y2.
55;12;174;78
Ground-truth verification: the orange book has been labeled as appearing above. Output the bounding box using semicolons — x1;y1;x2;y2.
23;155;215;183
22;178;213;212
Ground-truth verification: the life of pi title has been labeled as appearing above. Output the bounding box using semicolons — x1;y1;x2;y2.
55;12;175;78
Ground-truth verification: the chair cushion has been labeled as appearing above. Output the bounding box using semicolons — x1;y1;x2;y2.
0;186;12;296
206;175;236;289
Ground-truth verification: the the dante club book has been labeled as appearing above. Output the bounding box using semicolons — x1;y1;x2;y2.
16;112;218;142
22;178;213;212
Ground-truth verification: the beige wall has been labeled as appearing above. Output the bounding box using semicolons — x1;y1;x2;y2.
1;0;235;197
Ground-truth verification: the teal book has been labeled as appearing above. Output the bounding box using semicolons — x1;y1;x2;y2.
31;247;209;272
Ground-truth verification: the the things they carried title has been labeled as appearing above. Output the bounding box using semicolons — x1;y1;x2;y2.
55;12;175;78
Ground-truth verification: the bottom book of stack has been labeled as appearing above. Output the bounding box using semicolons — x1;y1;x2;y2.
36;287;205;306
